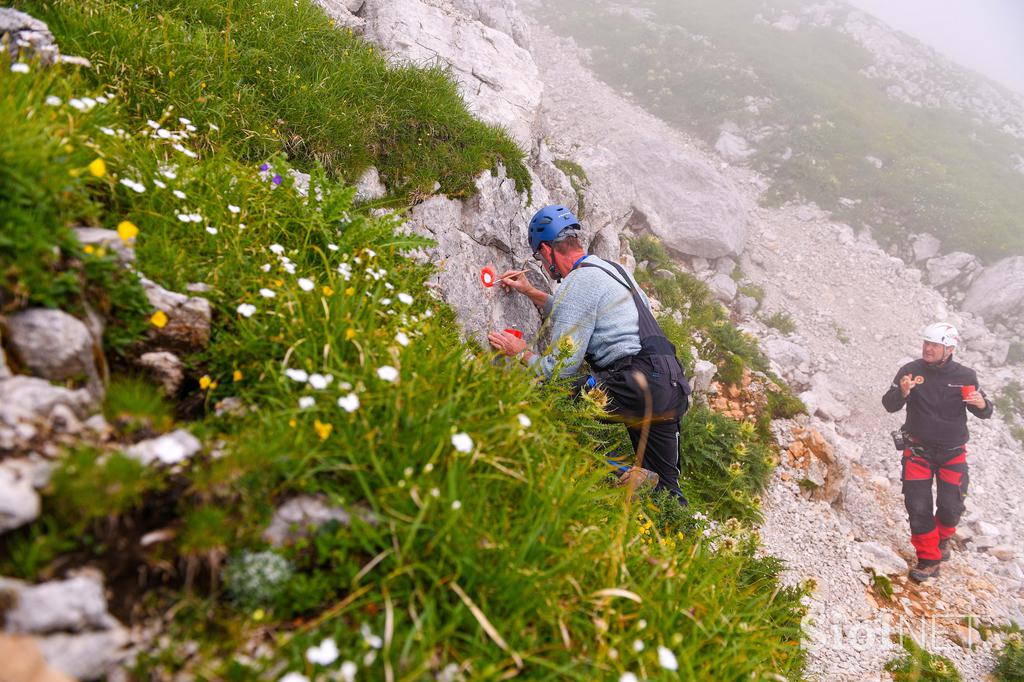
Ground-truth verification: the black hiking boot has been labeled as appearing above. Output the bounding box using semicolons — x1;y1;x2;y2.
938;538;952;562
909;560;941;582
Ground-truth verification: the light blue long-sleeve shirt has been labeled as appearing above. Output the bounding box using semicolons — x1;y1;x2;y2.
527;255;650;379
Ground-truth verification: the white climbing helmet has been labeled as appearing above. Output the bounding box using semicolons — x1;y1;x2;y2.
921;322;959;348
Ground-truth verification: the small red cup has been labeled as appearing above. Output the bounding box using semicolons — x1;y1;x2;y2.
503;328;523;339
960;385;975;400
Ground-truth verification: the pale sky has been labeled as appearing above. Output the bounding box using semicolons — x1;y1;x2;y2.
847;0;1024;95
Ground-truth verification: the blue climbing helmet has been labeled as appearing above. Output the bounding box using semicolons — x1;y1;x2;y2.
528;205;580;253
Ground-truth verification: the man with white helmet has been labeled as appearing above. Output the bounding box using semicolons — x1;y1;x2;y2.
882;322;993;582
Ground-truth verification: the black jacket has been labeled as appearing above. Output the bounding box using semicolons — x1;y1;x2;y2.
882;358;993;448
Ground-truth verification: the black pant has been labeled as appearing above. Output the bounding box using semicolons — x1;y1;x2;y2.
595;356;687;503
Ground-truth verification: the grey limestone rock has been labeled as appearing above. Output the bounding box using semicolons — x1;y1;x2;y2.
962;256;1024;324
142;279;211;352
0;460;41;533
856;540;909;576
124;429;202;466
2;309;105;400
137;351;184;396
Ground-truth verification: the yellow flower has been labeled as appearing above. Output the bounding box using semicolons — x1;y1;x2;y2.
96;247;107;258
200;82;207;89
83;244;96;255
314;419;333;441
150;310;169;328
321;286;334;296
116;221;139;243
88;158;107;178
288;418;297;428
345;328;356;340
344;287;355;296
199;375;213;390
233;370;243;382
252;608;264;621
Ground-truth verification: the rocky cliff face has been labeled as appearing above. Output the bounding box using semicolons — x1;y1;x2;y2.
317;0;751;342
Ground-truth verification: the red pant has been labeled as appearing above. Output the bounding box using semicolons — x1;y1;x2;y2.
901;446;968;561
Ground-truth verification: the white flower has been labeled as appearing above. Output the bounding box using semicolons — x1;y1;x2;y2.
179;117;192;125
177;213;191;223
398;293;414;305
153;179;167;188
285;368;309;383
209;122;220;131
173;190;187;199
380;298;391;306
395;332;410;347
100;126;116;136
119;178;146;193
517;414;532;429
377;365;399;383
157;128;172;139
45;95;62;106
298;396;316;409
620;674;638;682
337;393;360;413
270;243;285;255
173;142;198;158
451;432;473;453
261;264;272;273
188;213;203;223
340;382;353;391
360;623;383;650
637;619;648;630
632;639;644;652
657;646;678;671
403;467;414;477
308;373;330;390
283;262;296;274
305;638;339;666
340;661;357;682
160;167;178;179
298;278;314;291
337;263;352;280
206;227;218;235
236;303;256;318
228;204;241;214
430;488;440;498
278;674;309;682
147;120;161;130
327;243;339;251
363;650;377;667
10;63;30;74
384;282;394;291
451;500;462;510
259;288;276;298
69;97;96;112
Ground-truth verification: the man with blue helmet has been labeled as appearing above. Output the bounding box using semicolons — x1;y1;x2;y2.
488;205;692;503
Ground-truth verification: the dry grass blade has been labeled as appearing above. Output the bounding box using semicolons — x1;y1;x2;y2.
450;581;524;669
591;588;643;603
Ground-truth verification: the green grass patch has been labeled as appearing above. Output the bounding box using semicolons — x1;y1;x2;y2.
761;311;797;335
995;631;1024;681
553;158;590;219
104;375;176;434
885;635;961;681
15;0;528;198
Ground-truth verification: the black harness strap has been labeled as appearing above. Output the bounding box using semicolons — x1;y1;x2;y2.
578;262;692;397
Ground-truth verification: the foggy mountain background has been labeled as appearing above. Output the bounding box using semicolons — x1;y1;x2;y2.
525;0;1024;262
848;0;1024;96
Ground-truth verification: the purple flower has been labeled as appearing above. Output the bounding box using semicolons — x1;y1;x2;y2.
272;174;283;186
259;163;270;171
